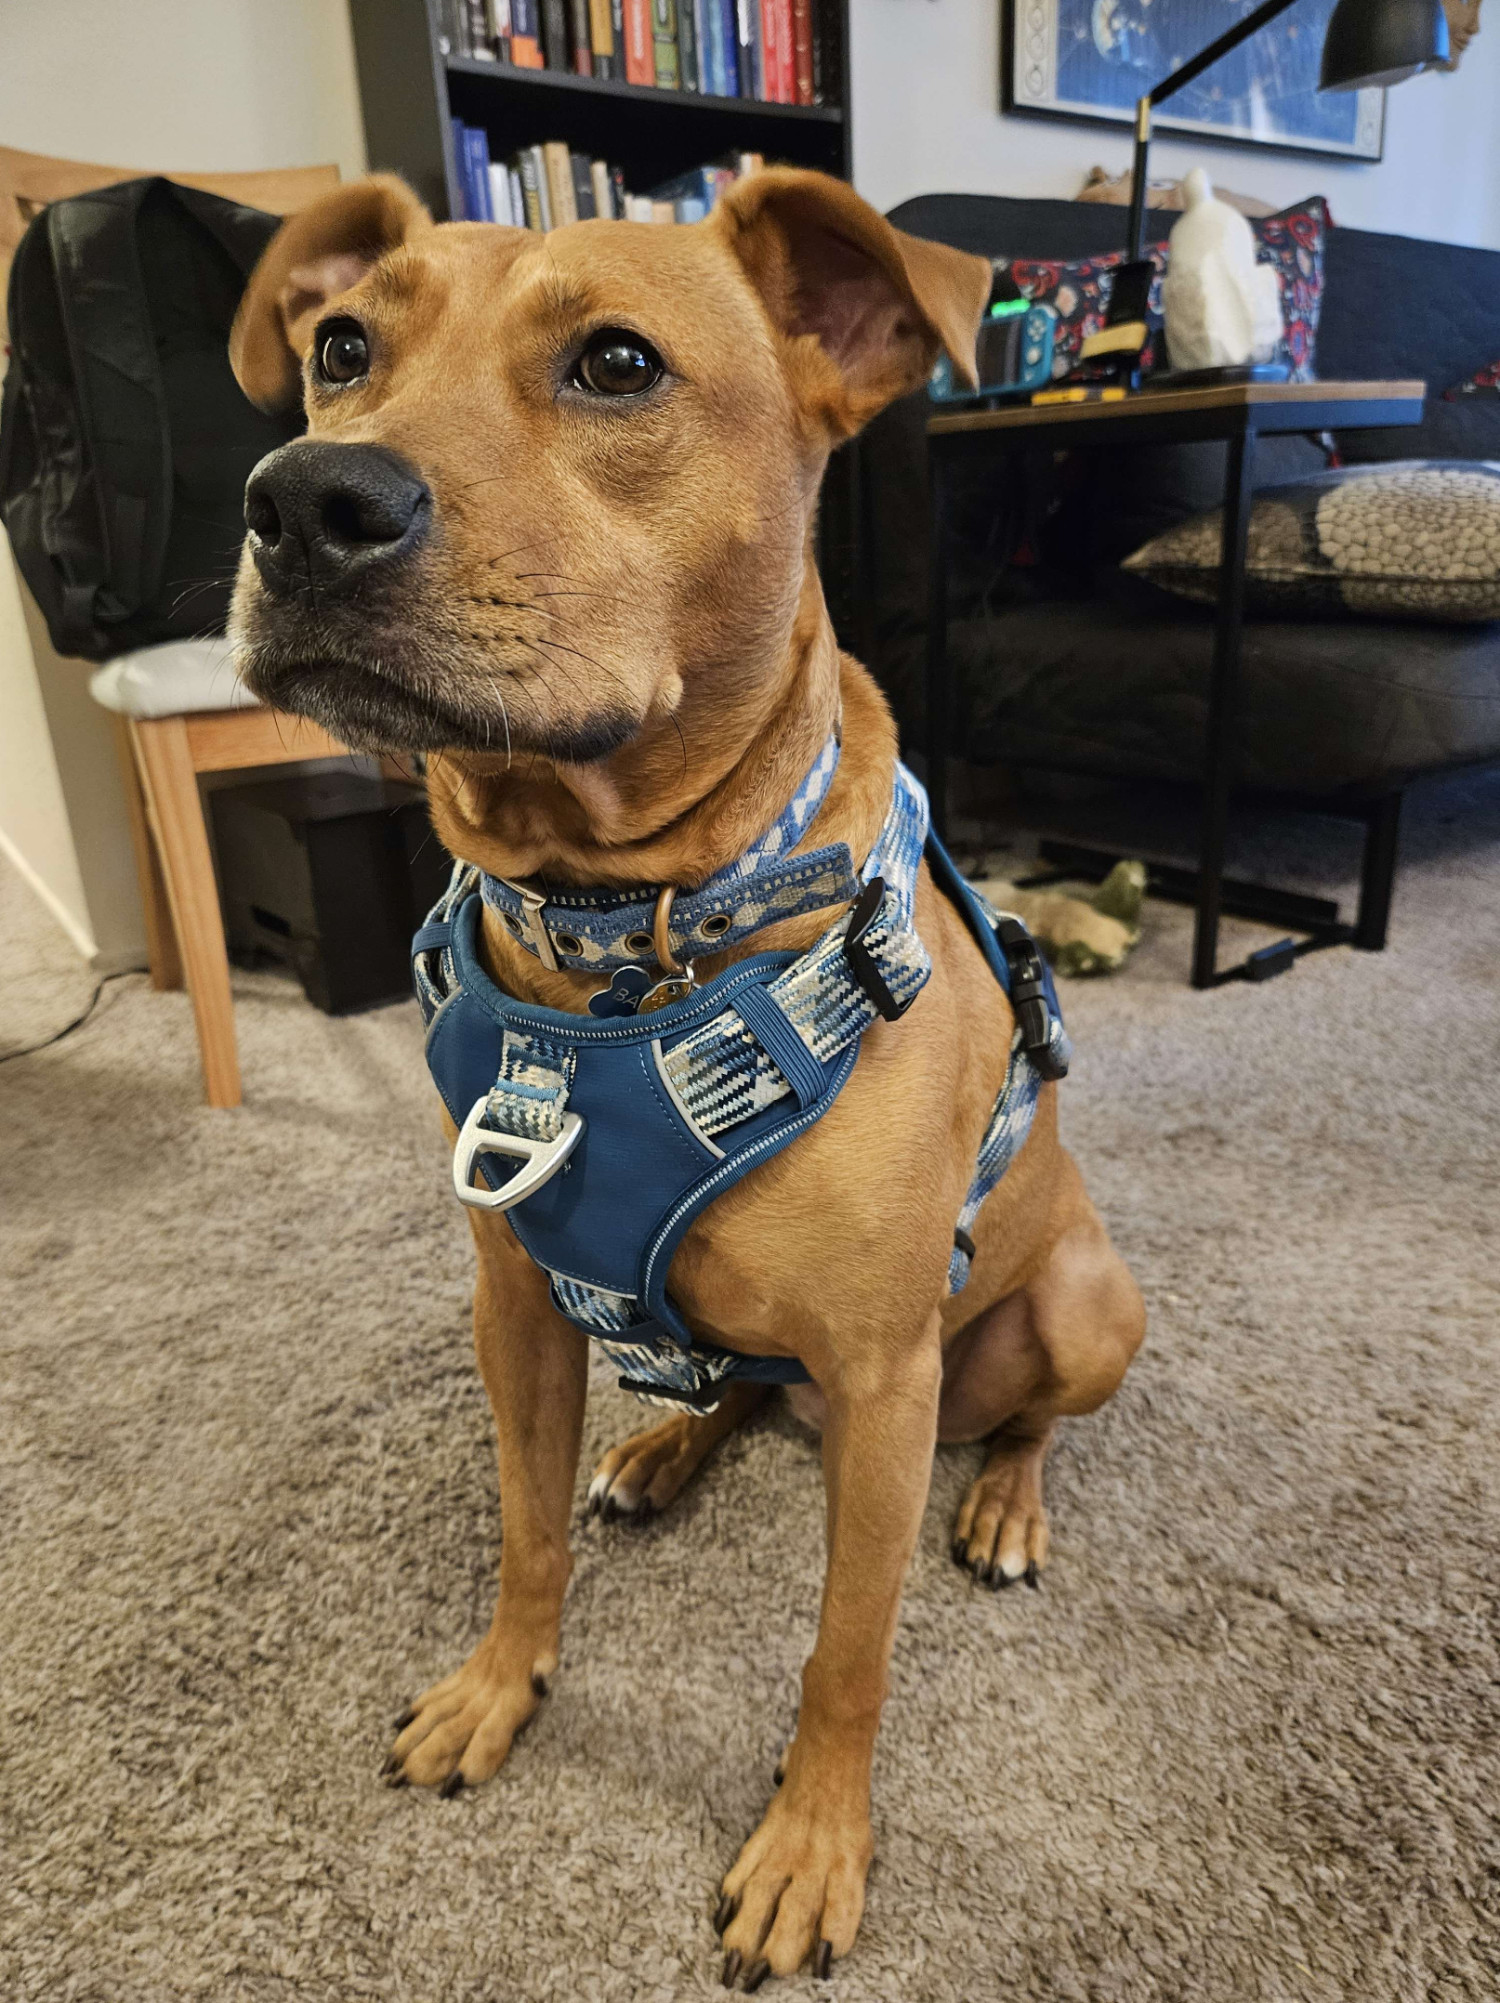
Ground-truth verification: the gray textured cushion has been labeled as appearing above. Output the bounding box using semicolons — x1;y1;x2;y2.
1124;462;1500;623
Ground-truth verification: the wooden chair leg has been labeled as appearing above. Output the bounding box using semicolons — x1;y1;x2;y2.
113;715;183;991
130;715;242;1108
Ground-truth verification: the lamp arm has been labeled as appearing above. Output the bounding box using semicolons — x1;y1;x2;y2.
1126;0;1304;259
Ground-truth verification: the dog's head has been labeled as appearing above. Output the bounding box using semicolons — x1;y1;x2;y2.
227;169;988;766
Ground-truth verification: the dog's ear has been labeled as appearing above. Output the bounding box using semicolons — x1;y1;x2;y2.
230;174;431;412
715;168;991;438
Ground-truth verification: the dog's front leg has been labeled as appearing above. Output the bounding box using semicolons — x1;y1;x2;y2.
386;1224;587;1793
718;1323;943;1985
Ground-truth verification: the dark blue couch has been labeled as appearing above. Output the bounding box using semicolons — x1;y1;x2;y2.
863;195;1500;800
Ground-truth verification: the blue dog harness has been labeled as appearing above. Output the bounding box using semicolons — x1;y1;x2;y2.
412;747;1070;1415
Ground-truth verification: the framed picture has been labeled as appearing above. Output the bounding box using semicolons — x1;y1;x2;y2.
1004;0;1386;161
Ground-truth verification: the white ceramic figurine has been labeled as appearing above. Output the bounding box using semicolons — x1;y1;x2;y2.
1161;167;1283;372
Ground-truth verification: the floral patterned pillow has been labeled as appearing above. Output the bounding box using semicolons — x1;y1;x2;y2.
993;196;1330;383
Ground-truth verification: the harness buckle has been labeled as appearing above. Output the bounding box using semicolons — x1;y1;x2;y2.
843;877;913;1022
452;1101;584;1212
995;918;1070;1082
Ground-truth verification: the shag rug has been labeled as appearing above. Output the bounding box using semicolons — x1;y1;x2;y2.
2;770;1497;2002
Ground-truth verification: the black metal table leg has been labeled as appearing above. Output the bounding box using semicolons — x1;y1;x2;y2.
1192;425;1258;989
925;443;952;844
1354;790;1403;950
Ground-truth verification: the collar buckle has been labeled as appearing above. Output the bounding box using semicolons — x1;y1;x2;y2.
497;877;560;971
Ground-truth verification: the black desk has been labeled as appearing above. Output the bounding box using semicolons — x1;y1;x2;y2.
925;378;1426;986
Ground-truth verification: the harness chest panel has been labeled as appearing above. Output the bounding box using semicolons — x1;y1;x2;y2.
413;760;1068;1415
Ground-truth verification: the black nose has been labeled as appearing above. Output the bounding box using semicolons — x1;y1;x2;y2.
244;442;431;598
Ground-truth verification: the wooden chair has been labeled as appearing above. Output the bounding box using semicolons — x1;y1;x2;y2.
95;642;358;1108
2;149;347;1108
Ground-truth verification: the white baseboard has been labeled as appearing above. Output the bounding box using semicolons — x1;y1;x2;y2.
0;829;101;969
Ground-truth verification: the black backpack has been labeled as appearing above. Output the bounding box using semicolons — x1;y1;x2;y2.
0;176;300;662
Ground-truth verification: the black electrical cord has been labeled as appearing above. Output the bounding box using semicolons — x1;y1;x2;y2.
0;968;139;1065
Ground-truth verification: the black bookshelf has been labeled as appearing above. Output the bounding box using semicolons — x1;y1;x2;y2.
345;0;860;643
348;1;852;222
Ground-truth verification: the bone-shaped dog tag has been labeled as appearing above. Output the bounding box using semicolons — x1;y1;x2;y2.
638;973;696;1014
587;964;654;1018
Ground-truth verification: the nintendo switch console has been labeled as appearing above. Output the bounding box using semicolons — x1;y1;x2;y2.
929;291;1057;405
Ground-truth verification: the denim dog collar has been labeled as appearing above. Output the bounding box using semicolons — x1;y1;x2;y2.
478;730;853;972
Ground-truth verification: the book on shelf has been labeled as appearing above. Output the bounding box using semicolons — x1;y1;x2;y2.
568;0;594;70
540;0;568;67
652;0;680;88
509;0;545;64
676;0;699;91
443;0;834;103
623;0;654;83
449;128;763;226
589;0;616;76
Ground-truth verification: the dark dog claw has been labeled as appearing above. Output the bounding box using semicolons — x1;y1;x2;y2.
714;1893;738;1935
635;1497;656;1523
531;1670;550;1698
743;1958;771;1993
439;1771;465;1799
383;1769;408;1790
721;1950;742;1987
1025;1561;1041;1590
392;1707;416;1732
380;1753;399;1776
814;1936;833;1980
951;1538;968;1569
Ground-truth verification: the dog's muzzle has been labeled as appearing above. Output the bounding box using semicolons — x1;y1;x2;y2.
243;441;431;601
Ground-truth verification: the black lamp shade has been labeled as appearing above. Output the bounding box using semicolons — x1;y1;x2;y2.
1320;0;1450;89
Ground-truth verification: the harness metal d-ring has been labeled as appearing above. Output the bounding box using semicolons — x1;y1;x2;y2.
453;1101;584;1211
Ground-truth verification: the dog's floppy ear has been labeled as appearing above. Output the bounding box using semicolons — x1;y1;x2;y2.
230;174;431;412
715;168;991;438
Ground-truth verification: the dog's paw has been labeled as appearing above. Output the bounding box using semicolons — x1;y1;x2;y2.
715;1773;872;1985
383;1629;555;1791
586;1413;710;1521
951;1443;1050;1590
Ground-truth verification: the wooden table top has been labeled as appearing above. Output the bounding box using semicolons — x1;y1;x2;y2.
927;378;1427;437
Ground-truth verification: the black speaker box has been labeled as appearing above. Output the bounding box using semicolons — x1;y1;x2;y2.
210;771;452;1014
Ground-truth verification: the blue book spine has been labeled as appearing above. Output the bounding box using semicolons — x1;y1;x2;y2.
718;0;740;92
694;0;716;90
464;125;495;220
734;0;756;97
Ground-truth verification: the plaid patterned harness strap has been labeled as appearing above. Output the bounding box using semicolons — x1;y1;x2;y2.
412;761;1069;1417
478;731;855;972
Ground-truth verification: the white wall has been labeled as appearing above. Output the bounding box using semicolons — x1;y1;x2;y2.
851;0;1500;251
0;0;366;965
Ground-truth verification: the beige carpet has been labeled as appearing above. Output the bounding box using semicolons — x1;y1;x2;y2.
2;774;1498;2002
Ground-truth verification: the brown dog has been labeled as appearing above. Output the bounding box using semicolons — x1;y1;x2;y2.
228;169;1145;1986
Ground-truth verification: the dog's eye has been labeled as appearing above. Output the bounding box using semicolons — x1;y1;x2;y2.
574;329;663;397
316;320;370;386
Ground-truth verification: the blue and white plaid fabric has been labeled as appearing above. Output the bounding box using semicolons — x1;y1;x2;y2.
661;763;931;1138
478;730;854;972
550;1276;751;1410
946;1033;1044;1293
488;1030;574;1142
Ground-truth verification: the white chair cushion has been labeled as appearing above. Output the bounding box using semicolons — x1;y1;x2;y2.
88;638;260;719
